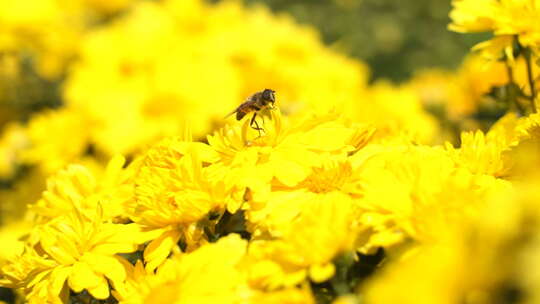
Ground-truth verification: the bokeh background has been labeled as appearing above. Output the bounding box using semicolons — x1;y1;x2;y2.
0;0;486;130
240;0;486;81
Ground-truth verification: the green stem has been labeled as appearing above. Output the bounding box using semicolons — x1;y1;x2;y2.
505;62;526;115
330;252;355;296
524;47;537;113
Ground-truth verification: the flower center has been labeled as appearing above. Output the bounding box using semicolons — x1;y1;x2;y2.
303;162;352;193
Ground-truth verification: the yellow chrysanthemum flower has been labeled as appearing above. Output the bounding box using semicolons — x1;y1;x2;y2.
30;155;135;223
409;55;509;123
208;110;373;202
206;111;376;288
445;130;512;177
19;109;90;174
355;82;439;144
361;177;540;304
117;234;316;304
449;0;499;33
0;222;30;268
245;157;363;239
495;0;540;48
355;144;511;252
247;196;357;288
0;0;81;78
0;0;136;79
0;123;28;180
514;113;540;140
445;112;540;179
126;234;249;304
111;259;159;304
450;0;540;59
128;136;241;271
0;245;61;304
1;205;145;302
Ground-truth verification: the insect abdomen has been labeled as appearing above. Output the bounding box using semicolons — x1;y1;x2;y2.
236;111;247;120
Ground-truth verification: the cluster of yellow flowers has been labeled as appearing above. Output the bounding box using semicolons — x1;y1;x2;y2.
0;0;539;303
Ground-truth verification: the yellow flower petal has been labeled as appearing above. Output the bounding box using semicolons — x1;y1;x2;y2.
49;266;71;297
143;229;182;272
67;262;101;293
85;275;110;299
309;263;336;283
82;253;126;286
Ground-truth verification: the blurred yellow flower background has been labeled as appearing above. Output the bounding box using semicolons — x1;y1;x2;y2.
0;0;540;303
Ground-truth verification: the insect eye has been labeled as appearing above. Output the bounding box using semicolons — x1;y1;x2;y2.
262;89;275;102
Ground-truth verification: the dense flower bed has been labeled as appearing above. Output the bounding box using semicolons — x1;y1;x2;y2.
0;0;539;303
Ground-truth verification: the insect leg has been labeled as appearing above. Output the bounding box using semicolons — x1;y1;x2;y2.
250;113;263;136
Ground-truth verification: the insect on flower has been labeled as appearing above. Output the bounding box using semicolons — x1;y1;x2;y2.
226;89;276;136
